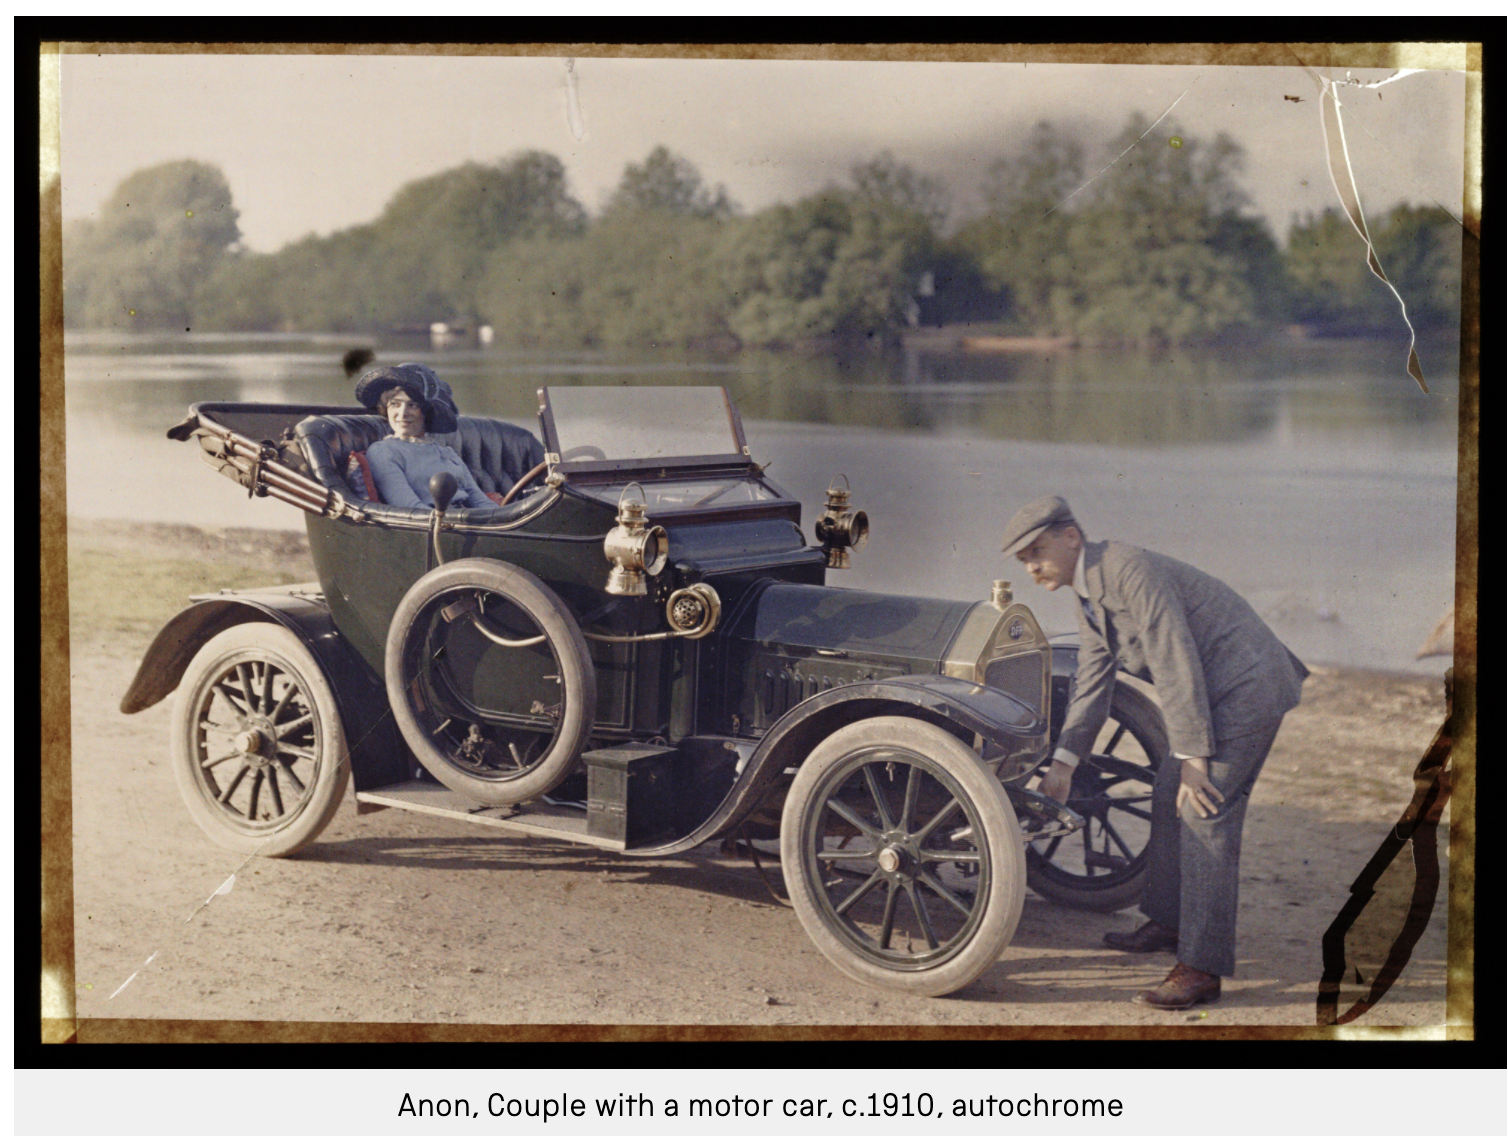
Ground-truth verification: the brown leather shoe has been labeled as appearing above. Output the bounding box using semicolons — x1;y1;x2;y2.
1134;962;1221;1010
1103;920;1179;953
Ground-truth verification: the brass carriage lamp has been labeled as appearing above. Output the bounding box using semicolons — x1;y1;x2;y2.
815;476;869;569
604;483;669;595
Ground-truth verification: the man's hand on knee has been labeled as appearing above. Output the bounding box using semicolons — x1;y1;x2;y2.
1176;757;1226;818
1038;759;1075;804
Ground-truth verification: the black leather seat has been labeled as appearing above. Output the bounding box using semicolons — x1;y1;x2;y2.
295;413;389;494
295;412;547;511
438;416;547;498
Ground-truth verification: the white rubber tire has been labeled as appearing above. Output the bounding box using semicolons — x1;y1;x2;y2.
171;623;350;857
780;716;1026;997
385;558;595;806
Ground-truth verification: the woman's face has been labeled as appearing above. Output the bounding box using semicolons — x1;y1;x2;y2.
385;391;426;439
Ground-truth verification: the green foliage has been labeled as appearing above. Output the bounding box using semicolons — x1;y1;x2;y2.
716;170;938;348
365;152;588;328
850;151;949;230
476;233;589;346
1286;205;1461;335
603;145;735;220
478;211;731;348
952;120;1087;335
1064;213;1261;344
68;140;1458;353
1210;213;1290;323
483;151;941;351
193;251;284;331
960;115;1278;344
380;151;586;240
1062;115;1269;343
190;151;588;333
1087;114;1250;216
981;121;1087;216
474;149;735;348
582;213;732;345
1379;206;1463;334
63;160;241;329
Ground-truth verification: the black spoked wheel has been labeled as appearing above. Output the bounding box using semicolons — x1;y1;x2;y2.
780;717;1025;997
171;623;350;857
385;558;595;807
1025;679;1168;911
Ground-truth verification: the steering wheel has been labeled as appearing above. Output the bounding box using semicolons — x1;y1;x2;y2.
500;461;549;505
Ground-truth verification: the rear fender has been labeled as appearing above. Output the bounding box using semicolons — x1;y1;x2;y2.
122;590;336;712
119;590;410;794
624;674;1045;857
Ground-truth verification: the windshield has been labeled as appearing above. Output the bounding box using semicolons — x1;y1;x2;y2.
575;476;780;512
540;386;748;469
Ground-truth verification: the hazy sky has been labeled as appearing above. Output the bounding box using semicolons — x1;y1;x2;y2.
57;50;1468;254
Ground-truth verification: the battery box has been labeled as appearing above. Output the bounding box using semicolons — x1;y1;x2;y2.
583;742;681;847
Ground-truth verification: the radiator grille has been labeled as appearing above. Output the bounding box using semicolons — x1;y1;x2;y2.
984;652;1045;714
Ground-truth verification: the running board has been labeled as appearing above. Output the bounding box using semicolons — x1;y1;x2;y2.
355;782;625;850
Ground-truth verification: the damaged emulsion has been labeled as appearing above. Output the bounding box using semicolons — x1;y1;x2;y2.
1316;670;1453;1025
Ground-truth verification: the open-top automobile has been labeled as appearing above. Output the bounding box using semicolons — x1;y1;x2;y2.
123;384;1168;996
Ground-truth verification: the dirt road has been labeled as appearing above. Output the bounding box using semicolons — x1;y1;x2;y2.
59;520;1458;1035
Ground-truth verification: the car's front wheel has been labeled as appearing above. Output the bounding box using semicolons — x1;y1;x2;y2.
171;623;350;856
780;716;1026;997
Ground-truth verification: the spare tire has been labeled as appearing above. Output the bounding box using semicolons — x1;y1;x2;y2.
385;558;596;806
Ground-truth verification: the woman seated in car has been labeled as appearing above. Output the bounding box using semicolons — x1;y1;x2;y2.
353;364;495;510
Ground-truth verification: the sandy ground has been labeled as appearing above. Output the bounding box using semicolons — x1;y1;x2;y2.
59;519;1460;1035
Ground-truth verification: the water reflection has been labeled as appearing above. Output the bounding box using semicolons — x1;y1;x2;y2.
63;330;1460;452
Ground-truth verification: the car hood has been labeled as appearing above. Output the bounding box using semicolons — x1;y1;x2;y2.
723;582;976;662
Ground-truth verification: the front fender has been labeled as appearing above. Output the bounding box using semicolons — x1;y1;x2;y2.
759;672;1045;756
624;674;1046;858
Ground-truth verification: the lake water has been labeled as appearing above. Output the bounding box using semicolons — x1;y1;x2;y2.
62;330;1465;676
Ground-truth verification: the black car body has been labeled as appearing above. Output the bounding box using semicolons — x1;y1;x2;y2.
124;385;1167;995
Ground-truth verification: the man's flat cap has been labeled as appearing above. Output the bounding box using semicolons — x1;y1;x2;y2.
1001;494;1077;555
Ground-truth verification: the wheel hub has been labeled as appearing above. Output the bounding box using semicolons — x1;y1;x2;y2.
234;719;277;768
877;839;914;876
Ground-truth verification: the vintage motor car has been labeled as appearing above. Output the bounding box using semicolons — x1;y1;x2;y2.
123;384;1168;996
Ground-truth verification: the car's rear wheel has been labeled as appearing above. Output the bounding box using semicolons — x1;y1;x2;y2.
171;623;350;856
385;558;595;807
780;717;1025;997
1025;679;1168;911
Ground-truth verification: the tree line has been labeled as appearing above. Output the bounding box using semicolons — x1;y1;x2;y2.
62;117;1463;350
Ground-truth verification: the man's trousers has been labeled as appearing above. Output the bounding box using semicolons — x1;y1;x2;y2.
1139;718;1285;977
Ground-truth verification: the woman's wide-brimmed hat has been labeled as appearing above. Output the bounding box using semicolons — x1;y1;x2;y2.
354;363;460;433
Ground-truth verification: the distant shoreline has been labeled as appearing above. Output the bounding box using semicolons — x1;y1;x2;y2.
60;324;1462;355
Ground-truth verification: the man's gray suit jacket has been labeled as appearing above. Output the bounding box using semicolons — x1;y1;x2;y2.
1057;540;1309;761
